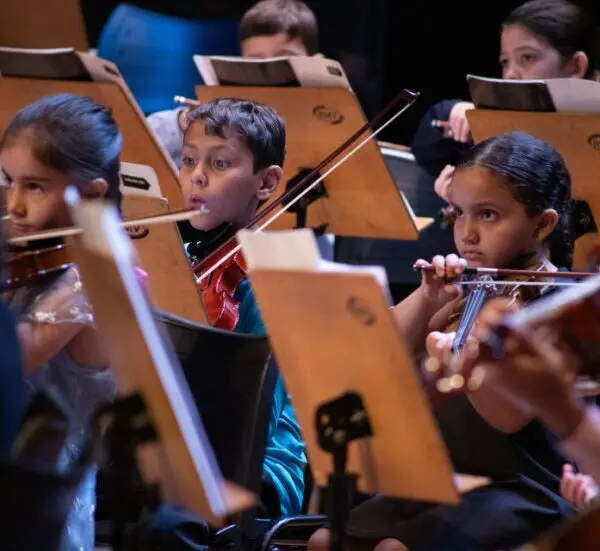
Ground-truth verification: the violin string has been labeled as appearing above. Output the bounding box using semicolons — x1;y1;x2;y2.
195;101;415;284
7;206;209;245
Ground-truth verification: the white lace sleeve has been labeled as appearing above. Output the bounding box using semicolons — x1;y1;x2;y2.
20;266;94;326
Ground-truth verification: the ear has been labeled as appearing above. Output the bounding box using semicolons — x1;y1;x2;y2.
536;208;559;241
570;51;589;78
256;165;283;201
79;178;109;201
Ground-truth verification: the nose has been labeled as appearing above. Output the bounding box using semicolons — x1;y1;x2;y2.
190;161;209;188
503;64;521;80
460;218;479;245
7;185;26;219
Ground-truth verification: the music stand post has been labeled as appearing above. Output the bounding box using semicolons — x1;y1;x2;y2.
93;393;160;551
316;392;373;551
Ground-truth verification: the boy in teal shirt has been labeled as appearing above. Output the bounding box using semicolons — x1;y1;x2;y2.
179;97;306;517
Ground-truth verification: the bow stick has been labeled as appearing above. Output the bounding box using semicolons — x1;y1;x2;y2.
7;205;209;245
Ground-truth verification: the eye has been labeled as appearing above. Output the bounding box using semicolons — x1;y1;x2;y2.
520;53;536;64
212;158;231;170
181;155;196;167
453;207;464;219
24;181;45;194
499;57;508;69
479;209;499;222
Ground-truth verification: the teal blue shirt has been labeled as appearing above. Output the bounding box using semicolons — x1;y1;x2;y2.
233;279;306;516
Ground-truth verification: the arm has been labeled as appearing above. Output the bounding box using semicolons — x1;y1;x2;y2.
393;286;457;353
16;266;101;374
410;99;473;176
561;407;600;484
466;381;535;434
17;321;82;375
393;254;465;353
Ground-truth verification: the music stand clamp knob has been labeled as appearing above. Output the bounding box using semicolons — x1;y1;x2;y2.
315;391;373;551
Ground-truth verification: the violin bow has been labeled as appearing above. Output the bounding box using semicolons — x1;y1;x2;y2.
196;88;420;283
414;264;598;288
6;205;210;245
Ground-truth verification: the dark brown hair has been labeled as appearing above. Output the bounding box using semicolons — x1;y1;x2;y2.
456;131;573;269
0;93;123;206
504;0;599;79
186;98;286;172
240;0;318;55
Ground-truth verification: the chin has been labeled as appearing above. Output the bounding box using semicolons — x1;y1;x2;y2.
189;215;218;232
463;257;488;268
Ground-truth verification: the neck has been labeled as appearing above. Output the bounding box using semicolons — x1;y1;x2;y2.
505;248;553;271
184;222;237;261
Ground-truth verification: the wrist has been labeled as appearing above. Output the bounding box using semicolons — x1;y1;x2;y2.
416;285;445;315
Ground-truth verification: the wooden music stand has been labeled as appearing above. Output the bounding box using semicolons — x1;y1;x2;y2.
122;195;207;324
236;229;488;544
0;0;88;51
0;50;208;324
467;109;600;269
196;86;430;239
0;49;182;209
66;194;254;528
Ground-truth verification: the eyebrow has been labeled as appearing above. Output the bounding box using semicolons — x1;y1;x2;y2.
0;167;51;182
451;200;502;208
183;142;236;154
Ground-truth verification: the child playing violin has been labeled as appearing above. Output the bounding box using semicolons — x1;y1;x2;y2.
142;97;306;550
180;97;305;515
309;131;577;551
0;93;133;550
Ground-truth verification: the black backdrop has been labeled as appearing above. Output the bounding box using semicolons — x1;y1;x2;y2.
80;0;600;146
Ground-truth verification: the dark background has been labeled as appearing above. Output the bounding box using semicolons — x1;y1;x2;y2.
80;0;600;146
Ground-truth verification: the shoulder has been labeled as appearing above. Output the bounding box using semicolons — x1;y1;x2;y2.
22;266;94;326
146;108;185;143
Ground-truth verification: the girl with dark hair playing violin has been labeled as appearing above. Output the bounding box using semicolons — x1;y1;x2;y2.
0;93;140;551
176;97;306;518
309;131;577;551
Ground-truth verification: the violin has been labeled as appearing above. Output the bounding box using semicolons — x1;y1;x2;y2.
415;258;599;397
422;258;600;397
1;206;206;292
4;242;71;291
188;227;248;331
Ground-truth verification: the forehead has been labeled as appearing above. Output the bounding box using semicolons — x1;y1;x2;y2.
241;32;308;58
0;137;58;177
501;23;553;52
184;121;252;155
450;165;516;206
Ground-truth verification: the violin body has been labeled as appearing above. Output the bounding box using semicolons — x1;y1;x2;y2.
192;238;248;331
4;244;73;292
